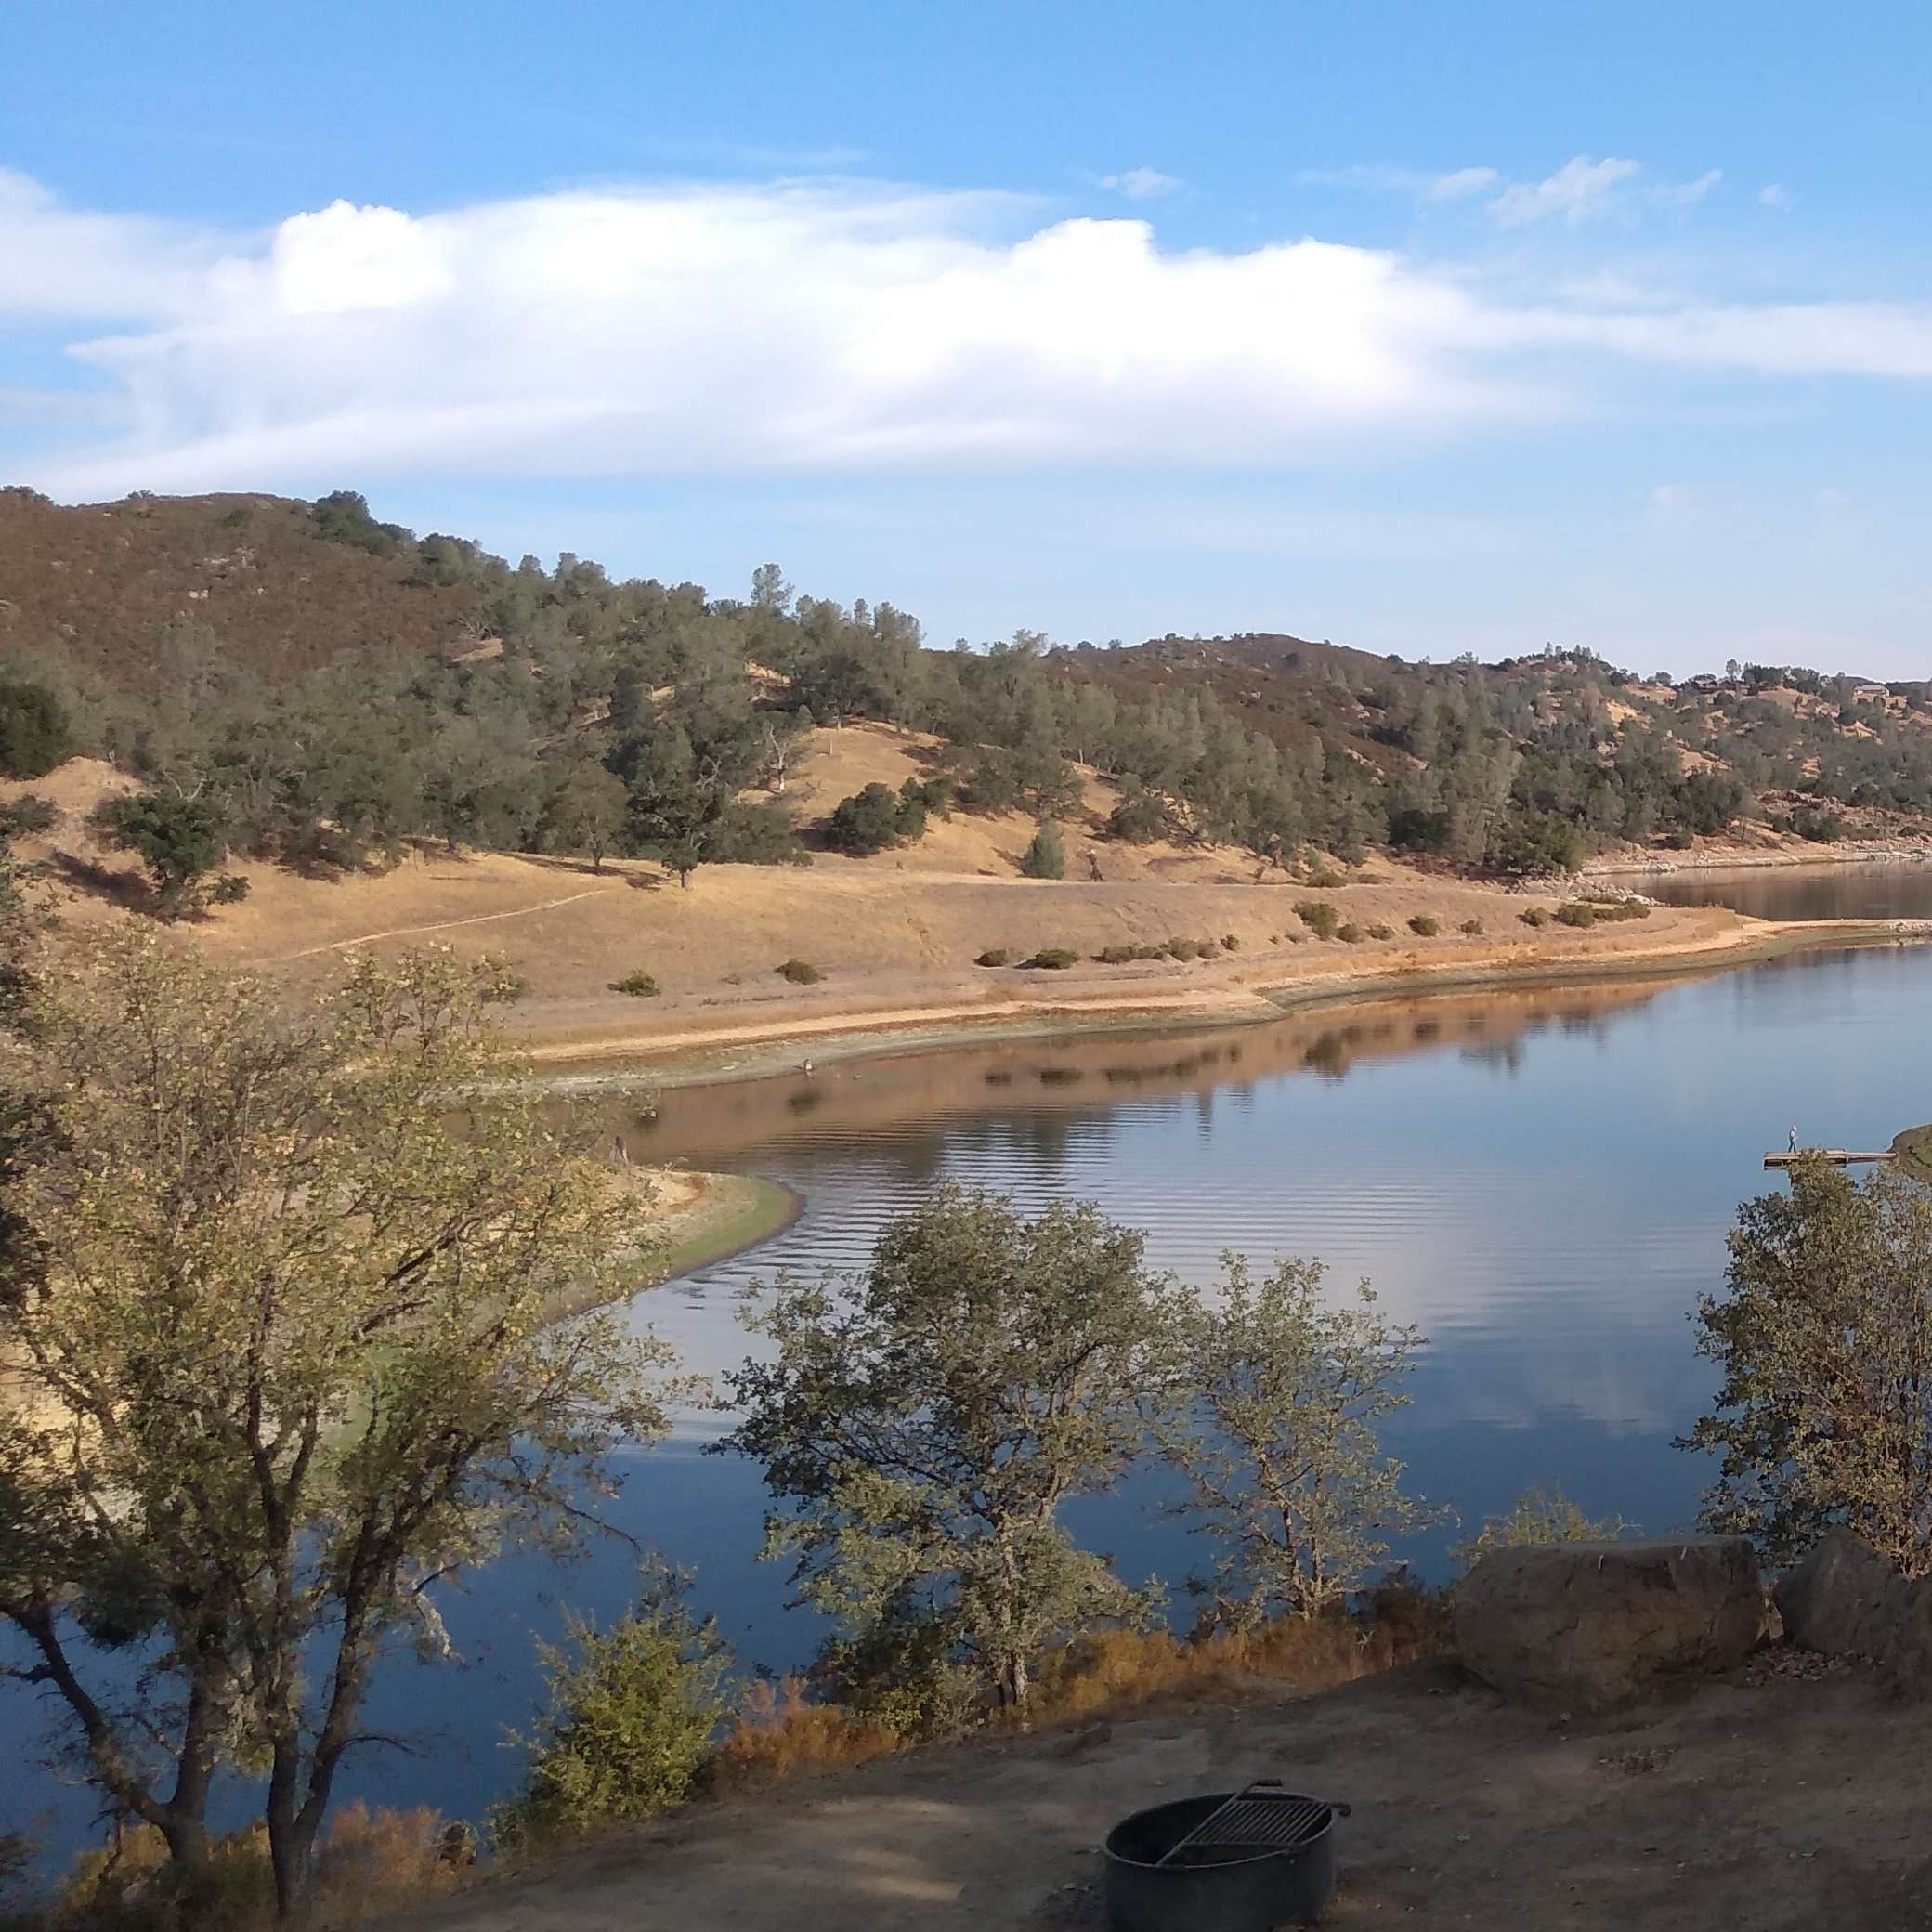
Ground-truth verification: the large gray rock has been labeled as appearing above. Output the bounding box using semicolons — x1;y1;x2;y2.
1775;1529;1932;1697
1455;1536;1763;1713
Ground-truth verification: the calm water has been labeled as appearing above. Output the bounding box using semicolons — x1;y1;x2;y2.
1645;859;1932;920
11;940;1932;1860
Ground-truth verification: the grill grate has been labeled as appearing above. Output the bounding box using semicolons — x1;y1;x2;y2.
1154;1783;1342;1868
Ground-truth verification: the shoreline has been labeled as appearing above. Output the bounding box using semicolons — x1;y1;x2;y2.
1587;841;1932;878
519;914;1931;1095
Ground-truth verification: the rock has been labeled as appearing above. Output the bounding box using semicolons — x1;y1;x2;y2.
1775;1529;1932;1697
1454;1537;1763;1714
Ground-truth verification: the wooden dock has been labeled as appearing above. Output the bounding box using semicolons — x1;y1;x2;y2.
1763;1149;1896;1169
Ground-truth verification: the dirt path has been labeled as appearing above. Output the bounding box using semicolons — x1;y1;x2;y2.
268;884;626;961
390;1661;1932;1932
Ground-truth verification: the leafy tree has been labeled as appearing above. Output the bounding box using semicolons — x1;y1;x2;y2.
825;782;906;856
92;790;221;917
0;938;672;1919
0;677;71;779
717;1189;1175;1720
542;760;629;871
1158;1258;1433;1624
495;1561;730;1844
1683;1157;1932;1573
310;489;402;555
750;562;793;614
1106;782;1170;844
1020;819;1066;880
706;799;808;866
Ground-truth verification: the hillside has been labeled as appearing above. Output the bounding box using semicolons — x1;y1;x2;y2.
0;487;483;688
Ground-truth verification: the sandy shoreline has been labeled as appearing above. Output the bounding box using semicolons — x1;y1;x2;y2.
519;913;1930;1093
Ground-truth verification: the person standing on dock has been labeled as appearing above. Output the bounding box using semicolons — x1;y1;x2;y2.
1790;1125;1799;1153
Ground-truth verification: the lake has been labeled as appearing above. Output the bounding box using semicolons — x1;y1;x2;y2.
1643;858;1932;920
11;933;1932;1860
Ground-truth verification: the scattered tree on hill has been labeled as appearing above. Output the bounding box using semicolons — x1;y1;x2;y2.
542;759;629;872
92;790;221;917
1020;818;1066;880
1158;1259;1433;1624
0;676;71;779
1682;1156;1932;1574
717;1189;1176;1726
825;781;908;856
0;940;672;1920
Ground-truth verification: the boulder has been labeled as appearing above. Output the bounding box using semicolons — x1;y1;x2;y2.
1775;1529;1932;1697
1454;1536;1763;1713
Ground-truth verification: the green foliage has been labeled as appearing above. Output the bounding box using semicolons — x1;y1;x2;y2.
1159;1258;1434;1623
1459;917;1483;935
1364;921;1393;941
496;1563;730;1844
776;958;823;984
0;940;673;1915
1295;900;1340;939
1451;1486;1633;1573
1106;783;1171;843
1337;922;1364;944
541;761;629;871
1407;914;1440;936
718;1188;1175;1717
310;489;403;555
92;791;220;918
208;873;250;906
1683;1158;1932;1573
1518;906;1548;927
0;792;56;840
1221;933;1240;951
1024;946;1079;970
0;677;71;779
610;970;660;997
973;948;1011;967
826;782;908;855
1795;807;1843;842
706;800;809;866
1020;819;1066;880
1552;901;1596;927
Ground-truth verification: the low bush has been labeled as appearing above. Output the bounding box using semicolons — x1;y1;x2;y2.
776;958;823;985
209;873;251;905
1295;900;1340;939
974;947;1012;968
1796;808;1844;843
1094;945;1138;964
0;791;58;838
1365;921;1393;941
1221;933;1240;951
1459;918;1484;936
1662;827;1696;850
610;970;661;997
1407;914;1440;937
1552;902;1597;928
1024;946;1080;970
1337;922;1364;944
1519;907;1548;928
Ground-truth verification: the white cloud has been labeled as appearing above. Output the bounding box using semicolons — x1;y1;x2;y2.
1097;167;1181;201
1491;156;1644;226
1420;166;1500;203
1760;183;1792;209
7;172;1932;498
1655;168;1722;207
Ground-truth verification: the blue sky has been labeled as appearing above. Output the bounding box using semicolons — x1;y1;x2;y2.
4;0;1932;672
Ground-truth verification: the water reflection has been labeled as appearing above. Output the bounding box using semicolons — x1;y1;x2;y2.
1646;860;1932;920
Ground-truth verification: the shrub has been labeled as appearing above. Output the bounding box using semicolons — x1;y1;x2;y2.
610;970;661;997
1024;946;1079;970
1796;808;1844;843
1407;915;1440;937
0;675;72;778
1020;819;1066;880
209;873;251;905
495;1566;731;1845
1095;945;1137;964
1106;785;1171;843
1552;902;1597;928
825;782;907;856
1337;922;1364;944
1663;827;1696;850
776;958;823;985
93;791;220;919
1459;918;1484;936
1295;900;1340;939
1221;933;1240;951
0;791;57;839
974;947;1011;968
710;800;810;867
1365;922;1393;941
1518;907;1548;928
1451;1487;1634;1573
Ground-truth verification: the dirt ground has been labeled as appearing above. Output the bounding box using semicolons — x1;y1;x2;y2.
389;1660;1932;1932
